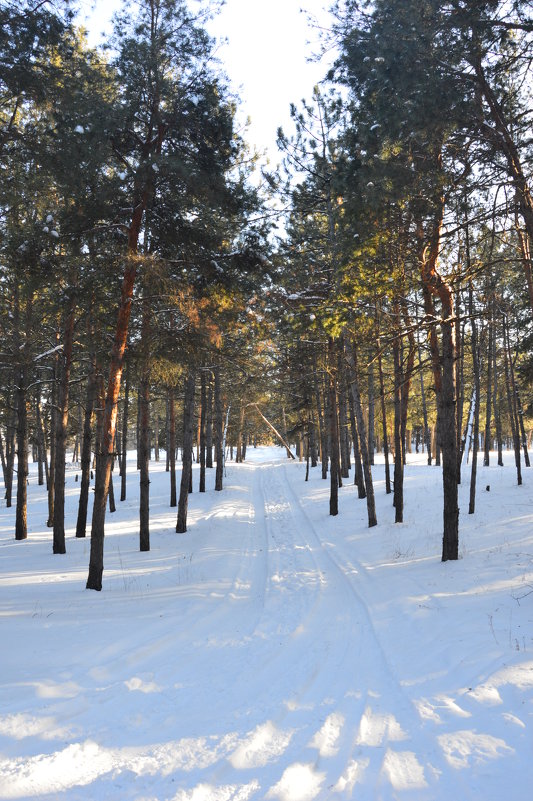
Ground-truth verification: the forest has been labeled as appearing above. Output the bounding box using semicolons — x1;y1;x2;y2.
1;0;532;588
2;1;533;799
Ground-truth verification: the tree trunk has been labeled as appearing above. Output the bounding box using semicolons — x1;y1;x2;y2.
15;362;28;541
377;343;391;492
199;370;206;492
205;374;213;468
367;361;375;465
417;201;459;562
53;299;76;555
75;356;98;538
503;316;522;485
214;366;224;491
120;358;130;501
176;370;196;532
393;332;403;523
468;283;480;514
345;336;377;526
328;374;339;515
86;258;137;592
47;336;60;527
483;295;493;466
169;386;177;506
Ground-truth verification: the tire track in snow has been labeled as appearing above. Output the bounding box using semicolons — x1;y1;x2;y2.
280;462;474;800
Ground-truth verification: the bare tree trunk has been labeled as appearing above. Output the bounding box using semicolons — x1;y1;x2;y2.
169;385;177;506
138;290;151;552
377;343;392;493
417;199;459;562
468;284;480;514
53;298;76;555
329;340;340;516
199;370;206;492
206;374;213;468
484;295;493;466
345;336;377;527
393;331;403;523
75;355;97;538
47;334;60;527
176;370;196;533
503;316;522;485
120;358;130;501
214;366;224;491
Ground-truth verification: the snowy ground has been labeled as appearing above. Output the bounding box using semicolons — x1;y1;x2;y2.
0;447;532;800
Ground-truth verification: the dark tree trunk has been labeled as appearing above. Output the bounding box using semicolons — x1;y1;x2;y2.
348;385;366;499
492;326;504;466
138;374;150;550
14;287;31;541
35;394;47;487
468;284;481;514
199;370;206;492
138;290;151;552
53;299;76;555
75;356;97;538
169;386;177;506
393;332;403;523
329;341;340;516
417;202;459;562
214;366;223;491
377;343;392;493
47;336;60;527
483;298;493;466
503;316;522;485
120;358;130;501
205;373;213;468
4;400;16;507
367;362;375;465
338;375;351;479
15;363;28;541
176;370;195;532
345;336;377;526
313;351;328;479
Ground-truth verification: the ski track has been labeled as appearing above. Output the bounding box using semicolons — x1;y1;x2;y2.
0;452;532;800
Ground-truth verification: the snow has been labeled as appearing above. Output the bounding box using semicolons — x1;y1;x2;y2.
1;448;533;800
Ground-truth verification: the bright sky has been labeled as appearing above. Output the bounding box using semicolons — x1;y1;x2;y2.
75;0;335;164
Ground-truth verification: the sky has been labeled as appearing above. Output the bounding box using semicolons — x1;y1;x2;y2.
75;0;336;165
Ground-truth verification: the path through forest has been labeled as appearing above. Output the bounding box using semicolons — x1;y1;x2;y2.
1;448;532;800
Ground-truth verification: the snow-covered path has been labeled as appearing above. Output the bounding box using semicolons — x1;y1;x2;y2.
1;449;532;799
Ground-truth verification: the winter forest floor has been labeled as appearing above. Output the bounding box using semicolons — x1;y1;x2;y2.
0;448;532;801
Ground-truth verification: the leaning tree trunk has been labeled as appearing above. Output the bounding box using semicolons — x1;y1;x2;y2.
53;297;76;555
176;370;196;533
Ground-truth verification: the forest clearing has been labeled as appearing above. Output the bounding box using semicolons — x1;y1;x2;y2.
1;447;533;800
